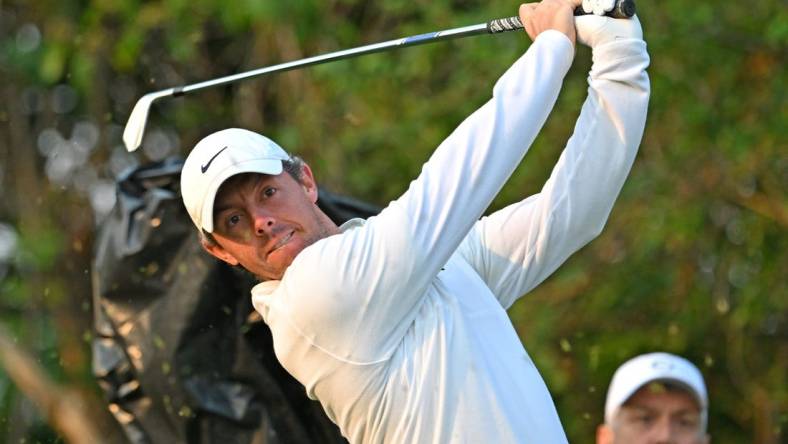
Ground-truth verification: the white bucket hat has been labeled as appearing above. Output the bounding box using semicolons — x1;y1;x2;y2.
180;128;291;233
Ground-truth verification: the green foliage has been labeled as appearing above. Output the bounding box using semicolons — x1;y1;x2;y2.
0;0;784;442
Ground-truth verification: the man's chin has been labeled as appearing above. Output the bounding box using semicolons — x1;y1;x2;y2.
257;243;304;280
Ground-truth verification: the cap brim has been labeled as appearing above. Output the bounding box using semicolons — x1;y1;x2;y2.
199;158;284;233
611;376;706;422
642;378;706;410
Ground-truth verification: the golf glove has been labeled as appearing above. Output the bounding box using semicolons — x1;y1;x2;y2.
582;0;617;16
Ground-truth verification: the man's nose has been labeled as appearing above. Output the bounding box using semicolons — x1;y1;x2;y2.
651;417;676;444
252;210;275;236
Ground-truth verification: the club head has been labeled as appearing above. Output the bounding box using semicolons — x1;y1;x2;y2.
122;89;174;152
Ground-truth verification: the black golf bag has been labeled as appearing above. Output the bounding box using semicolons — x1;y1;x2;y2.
91;158;379;443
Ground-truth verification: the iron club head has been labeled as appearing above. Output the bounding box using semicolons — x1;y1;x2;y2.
123;89;175;152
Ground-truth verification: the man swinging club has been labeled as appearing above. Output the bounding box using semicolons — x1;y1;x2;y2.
179;0;650;442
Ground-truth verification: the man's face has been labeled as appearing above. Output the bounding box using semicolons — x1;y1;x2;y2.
203;165;338;281
597;383;709;444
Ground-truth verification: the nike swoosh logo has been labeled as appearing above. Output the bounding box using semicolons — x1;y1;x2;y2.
201;146;228;173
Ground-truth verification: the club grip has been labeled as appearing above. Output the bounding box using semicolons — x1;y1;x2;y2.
487;0;636;34
487;16;524;34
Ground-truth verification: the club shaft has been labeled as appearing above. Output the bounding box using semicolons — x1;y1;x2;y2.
175;0;635;96
178;23;490;96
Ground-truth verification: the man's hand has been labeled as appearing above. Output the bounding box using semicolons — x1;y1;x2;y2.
519;0;583;46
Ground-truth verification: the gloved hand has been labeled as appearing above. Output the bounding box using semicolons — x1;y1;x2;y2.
575;13;643;48
582;0;617;16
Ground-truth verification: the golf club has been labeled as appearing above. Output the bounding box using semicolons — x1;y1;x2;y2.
123;0;636;152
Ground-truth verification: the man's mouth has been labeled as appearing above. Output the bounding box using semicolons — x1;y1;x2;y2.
268;230;294;255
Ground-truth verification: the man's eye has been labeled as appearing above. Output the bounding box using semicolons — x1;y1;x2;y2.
263;187;277;198
227;214;241;227
678;416;699;428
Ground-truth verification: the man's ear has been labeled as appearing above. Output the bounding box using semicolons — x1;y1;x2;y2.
596;424;614;444
299;163;319;204
202;237;240;266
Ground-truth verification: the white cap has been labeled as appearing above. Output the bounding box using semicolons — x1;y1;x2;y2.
180;128;290;233
604;352;708;425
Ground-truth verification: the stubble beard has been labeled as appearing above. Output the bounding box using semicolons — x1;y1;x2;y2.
261;205;338;281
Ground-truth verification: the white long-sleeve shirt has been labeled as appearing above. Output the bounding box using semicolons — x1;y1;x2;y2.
252;27;650;444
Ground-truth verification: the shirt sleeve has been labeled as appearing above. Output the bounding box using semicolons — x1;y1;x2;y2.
281;31;576;362
455;36;651;310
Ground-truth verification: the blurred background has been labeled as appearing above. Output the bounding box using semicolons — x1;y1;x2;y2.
0;0;785;443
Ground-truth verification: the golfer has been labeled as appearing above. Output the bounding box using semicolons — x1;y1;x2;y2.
180;0;650;442
597;353;710;444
